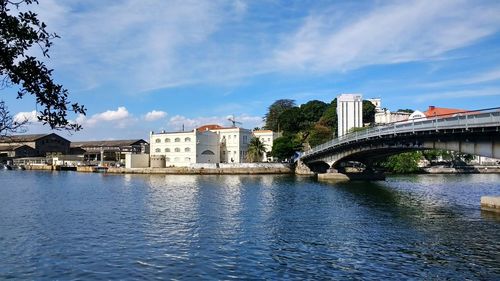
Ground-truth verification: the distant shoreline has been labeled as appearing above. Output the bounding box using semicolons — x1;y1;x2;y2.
15;163;500;175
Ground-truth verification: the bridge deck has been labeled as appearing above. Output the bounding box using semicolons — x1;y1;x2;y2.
302;109;500;160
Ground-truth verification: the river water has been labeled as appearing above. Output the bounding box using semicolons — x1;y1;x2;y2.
0;171;499;280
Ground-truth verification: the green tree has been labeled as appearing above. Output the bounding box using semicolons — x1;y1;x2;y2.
381;151;422;173
278;106;306;134
307;124;333;147
362;100;376;124
318;98;337;131
246;137;267;162
300;100;328;123
271;135;301;161
0;0;86;135
263;99;295;131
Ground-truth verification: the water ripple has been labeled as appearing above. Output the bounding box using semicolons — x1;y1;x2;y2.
0;172;498;279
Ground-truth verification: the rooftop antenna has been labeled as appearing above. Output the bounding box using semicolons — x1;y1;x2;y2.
182;124;185;132
227;115;242;128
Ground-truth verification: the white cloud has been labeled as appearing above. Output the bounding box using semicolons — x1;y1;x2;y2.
13;110;38;123
144;110;167;121
274;0;500;72
36;0;256;92
78;106;132;128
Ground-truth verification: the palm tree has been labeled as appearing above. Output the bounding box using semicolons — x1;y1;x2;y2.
247;137;267;162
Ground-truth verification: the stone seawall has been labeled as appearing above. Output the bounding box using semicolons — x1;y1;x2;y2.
106;163;293;175
25;165;54;171
424;166;500;174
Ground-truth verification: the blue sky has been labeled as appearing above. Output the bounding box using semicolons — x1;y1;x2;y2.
5;0;500;140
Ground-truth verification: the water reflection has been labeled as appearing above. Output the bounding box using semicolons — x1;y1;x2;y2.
0;172;498;279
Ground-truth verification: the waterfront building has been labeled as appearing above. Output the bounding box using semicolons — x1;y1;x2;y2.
0;133;70;157
150;124;269;167
70;139;149;164
150;129;219;167
203;126;252;163
253;129;279;161
337;94;363;137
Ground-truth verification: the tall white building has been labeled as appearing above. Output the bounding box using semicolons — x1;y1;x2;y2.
337;94;363;137
253;130;279;161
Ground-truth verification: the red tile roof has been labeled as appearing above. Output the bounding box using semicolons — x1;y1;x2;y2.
197;124;224;131
423;106;468;117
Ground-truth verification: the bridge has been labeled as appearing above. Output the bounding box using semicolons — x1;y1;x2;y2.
299;108;500;175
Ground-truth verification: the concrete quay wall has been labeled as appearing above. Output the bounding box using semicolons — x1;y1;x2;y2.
106;163;293;175
424;166;500;174
25;165;54;171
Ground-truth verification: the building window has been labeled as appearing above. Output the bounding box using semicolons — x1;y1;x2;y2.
165;138;170;142
228;135;231;139
201;150;215;155
174;157;179;162
155;148;161;152
268;138;271;142
174;138;181;142
185;157;190;162
185;147;190;152
175;148;181;152
155;139;161;143
234;135;237;139
185;137;191;142
165;148;170;152
166;157;170;162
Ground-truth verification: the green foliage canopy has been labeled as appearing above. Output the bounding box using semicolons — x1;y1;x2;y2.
381;151;422;173
263;99;295;131
362;100;376;124
246;137;267;162
271;135;301;161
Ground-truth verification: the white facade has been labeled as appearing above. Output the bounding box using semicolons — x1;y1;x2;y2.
367;98;381;109
375;109;411;124
253;130;279;161
125;154;150;168
211;127;252;163
337;94;363;137
408;110;426;121
149;130;219;167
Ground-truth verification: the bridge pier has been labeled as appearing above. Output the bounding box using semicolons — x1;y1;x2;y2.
318;167;386;182
295;160;315;175
317;171;350;182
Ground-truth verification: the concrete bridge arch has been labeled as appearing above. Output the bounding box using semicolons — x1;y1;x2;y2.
300;109;500;174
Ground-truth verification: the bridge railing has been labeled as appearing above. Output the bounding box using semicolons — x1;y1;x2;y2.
302;107;500;158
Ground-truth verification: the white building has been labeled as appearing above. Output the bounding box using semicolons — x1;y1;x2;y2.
206;126;252;163
375;109;411;124
408;110;426;121
149;129;219;167
253;129;279;161
367;98;381;109
337;93;363;137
